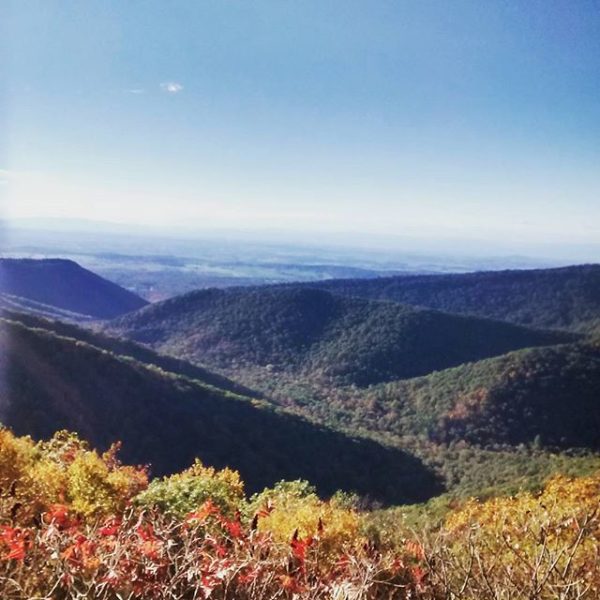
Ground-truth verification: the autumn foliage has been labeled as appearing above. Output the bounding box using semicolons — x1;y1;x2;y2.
425;471;600;599
0;428;599;599
0;429;423;599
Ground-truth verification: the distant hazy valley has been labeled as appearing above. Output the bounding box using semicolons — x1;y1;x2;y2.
3;223;575;301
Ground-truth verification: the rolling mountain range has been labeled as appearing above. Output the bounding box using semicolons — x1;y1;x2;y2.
107;286;575;387
2;258;599;504
0;258;148;320
302;264;600;334
102;264;600;498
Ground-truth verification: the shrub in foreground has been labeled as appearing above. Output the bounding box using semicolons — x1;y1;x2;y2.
0;429;424;599
0;428;599;599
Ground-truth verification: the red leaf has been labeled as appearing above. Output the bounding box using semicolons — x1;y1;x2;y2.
290;534;313;563
99;517;121;537
45;504;75;529
223;519;243;539
0;526;28;561
186;499;221;524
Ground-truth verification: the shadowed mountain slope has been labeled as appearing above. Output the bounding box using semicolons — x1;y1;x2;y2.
0;314;440;503
0;258;148;319
3;310;258;398
0;292;97;323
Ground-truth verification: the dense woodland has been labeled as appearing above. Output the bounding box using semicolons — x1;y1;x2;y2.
304;264;600;334
2;262;598;501
103;278;600;498
1;259;600;598
257;341;600;450
108;286;574;386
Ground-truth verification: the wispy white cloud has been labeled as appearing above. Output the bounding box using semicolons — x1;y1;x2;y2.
160;81;183;94
126;88;146;95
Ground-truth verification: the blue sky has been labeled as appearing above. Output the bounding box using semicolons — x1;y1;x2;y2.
3;1;600;252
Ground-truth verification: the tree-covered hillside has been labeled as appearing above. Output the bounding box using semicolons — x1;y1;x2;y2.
2;309;599;507
260;340;600;456
107;287;574;386
105;280;600;500
0;258;148;319
367;340;600;449
304;264;600;334
0;314;440;503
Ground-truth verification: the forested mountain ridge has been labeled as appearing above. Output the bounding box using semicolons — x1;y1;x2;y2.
3;261;599;505
107;286;575;387
179;335;600;497
300;264;600;334
0;258;148;319
288;340;600;452
0;313;440;503
102;269;600;499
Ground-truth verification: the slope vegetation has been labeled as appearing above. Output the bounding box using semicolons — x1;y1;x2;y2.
0;258;148;319
108;287;574;386
0;314;440;503
301;341;600;452
304;264;600;333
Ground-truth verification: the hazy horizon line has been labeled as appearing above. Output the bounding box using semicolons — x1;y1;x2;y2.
2;216;599;265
